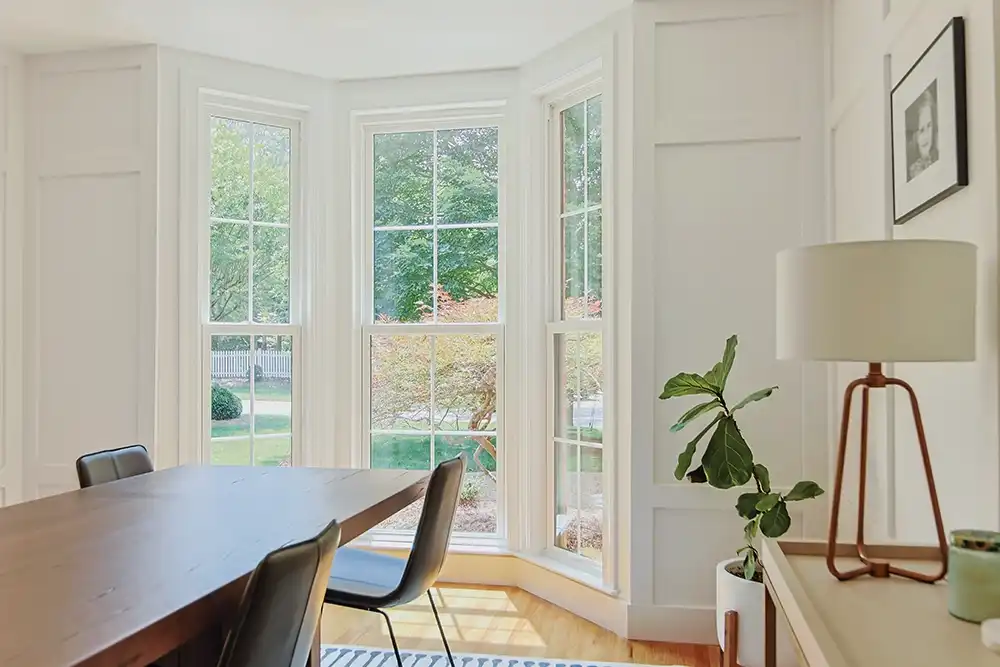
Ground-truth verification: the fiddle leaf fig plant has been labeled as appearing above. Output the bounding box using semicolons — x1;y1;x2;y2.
659;335;824;580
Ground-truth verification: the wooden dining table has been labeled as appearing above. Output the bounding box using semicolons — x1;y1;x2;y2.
0;465;430;667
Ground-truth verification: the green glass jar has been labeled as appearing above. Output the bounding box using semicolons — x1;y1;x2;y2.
949;529;1000;623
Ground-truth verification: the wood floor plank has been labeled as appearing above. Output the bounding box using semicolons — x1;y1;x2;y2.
320;584;718;667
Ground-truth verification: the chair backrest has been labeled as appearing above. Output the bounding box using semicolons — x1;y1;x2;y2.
395;456;465;604
216;519;341;667
76;445;154;488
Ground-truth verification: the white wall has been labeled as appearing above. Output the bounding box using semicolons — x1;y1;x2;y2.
627;0;828;643
23;47;158;498
829;0;1000;541
0;49;23;505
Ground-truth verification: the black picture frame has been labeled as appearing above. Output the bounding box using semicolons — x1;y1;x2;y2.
891;17;968;225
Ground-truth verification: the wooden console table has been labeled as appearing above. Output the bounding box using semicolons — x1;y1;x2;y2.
760;540;1000;666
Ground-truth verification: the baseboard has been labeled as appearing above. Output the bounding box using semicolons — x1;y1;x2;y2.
626;603;717;645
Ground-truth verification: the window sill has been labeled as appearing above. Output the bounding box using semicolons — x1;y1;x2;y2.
357;529;511;555
518;551;618;596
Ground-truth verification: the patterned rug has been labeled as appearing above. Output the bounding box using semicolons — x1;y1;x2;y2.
321;646;641;667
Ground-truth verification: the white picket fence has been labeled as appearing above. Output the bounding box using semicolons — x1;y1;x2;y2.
212;350;292;380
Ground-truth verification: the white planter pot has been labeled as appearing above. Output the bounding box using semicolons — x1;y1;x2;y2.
716;558;797;667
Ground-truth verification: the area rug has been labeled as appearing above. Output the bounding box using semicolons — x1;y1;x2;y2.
321;646;640;667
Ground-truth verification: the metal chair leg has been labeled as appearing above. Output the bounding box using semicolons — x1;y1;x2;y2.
427;590;456;667
372;608;404;667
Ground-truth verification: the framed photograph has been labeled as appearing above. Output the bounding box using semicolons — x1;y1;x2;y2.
892;17;968;224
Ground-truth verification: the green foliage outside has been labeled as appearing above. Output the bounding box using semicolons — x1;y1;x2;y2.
211;385;243;421
660;336;825;581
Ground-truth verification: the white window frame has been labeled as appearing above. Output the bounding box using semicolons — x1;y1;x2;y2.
543;79;616;588
198;98;305;467
357;108;508;549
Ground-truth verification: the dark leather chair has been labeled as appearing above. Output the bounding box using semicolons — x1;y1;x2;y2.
218;519;341;667
323;456;465;667
76;444;154;488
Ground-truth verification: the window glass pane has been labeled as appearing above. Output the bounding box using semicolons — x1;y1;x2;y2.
210;223;249;323
437;127;498;225
434;335;497;432
554;441;604;561
436;435;497;534
437;228;499;323
372;434;431;471
586;96;602;205
253;335;292;467
373;229;433;323
587;208;603;319
562;213;586;320
252;124;291;224
253;225;290;324
211;117;251;221
579;443;604;563
210;335;251;465
373;131;433;227
370;335;432;431
556;333;603;443
554;441;578;553
561;102;586;213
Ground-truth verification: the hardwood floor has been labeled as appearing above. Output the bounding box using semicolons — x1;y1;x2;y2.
320;585;719;667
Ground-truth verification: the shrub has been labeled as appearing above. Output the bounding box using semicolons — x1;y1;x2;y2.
211;385;243;421
459;477;482;505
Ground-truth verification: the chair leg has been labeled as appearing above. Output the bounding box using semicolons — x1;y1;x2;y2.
427;590;456;667
372;608;404;667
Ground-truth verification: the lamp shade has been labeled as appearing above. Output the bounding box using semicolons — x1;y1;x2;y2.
776;240;977;362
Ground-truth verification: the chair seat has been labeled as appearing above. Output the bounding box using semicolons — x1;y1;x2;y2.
325;547;406;608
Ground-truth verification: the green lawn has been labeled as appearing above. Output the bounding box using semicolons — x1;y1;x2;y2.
211;436;291;467
371;434;497;472
229;380;292;401
211;414;290;438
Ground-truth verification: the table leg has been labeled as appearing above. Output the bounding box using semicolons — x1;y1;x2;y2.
764;584;776;667
723;610;738;667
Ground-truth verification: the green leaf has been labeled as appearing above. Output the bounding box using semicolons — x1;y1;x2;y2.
704;363;724;392
736;492;765;519
719;335;737;390
701;417;754;489
760;500;792;538
670;400;722;433
704;337;738;392
743;550;758;581
784;480;825;502
731;386;778;412
744;519;759;542
686;466;708;484
674;413;724;479
659;373;719;400
755;493;781;513
753;464;771;494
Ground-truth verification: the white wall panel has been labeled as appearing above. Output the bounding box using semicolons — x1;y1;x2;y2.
653;140;805;486
37;174;140;466
24;47;156;497
654;15;801;143
36;66;141;171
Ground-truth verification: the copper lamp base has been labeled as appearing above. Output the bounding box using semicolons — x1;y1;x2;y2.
827;363;949;583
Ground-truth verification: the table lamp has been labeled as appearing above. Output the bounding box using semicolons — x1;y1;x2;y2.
776;240;977;583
